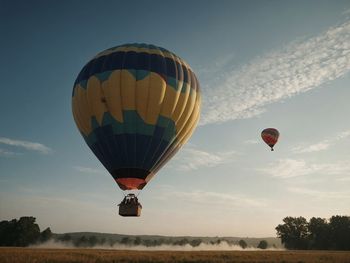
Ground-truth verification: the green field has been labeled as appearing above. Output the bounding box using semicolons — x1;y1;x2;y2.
1;248;350;263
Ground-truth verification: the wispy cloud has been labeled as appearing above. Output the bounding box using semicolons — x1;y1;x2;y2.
342;8;350;16
162;189;266;208
243;139;259;144
258;159;313;178
336;176;350;182
292;130;350;153
74;166;103;174
288;186;350;200
200;20;350;125
292;142;330;153
196;53;236;75
174;147;238;171
0;137;52;154
258;158;350;178
0;148;19;157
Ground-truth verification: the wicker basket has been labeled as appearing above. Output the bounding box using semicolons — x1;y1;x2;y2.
119;203;142;217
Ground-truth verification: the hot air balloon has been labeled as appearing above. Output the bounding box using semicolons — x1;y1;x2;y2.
261;128;279;151
72;43;201;216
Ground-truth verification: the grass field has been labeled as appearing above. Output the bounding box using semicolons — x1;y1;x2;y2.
1;248;350;263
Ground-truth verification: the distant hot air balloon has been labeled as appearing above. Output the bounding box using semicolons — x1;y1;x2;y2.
261;128;279;151
72;43;201;216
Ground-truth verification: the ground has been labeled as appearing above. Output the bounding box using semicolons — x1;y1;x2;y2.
1;248;350;263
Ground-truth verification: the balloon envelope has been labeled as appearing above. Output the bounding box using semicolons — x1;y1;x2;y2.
72;43;201;190
261;128;279;151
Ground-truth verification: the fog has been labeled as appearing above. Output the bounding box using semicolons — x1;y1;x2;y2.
30;239;284;251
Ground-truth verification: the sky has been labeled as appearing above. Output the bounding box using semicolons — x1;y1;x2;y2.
1;0;350;237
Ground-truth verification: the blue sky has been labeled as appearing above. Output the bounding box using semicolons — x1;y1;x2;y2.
1;0;350;237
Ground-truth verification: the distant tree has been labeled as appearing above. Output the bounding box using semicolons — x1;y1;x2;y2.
75;236;88;247
134;237;141;246
276;217;309;249
147;240;157;247
190;239;202;247
164;238;172;245
329;215;350;250
174;238;189;246
40;227;52;243
257;240;268;249
308;217;330;250
153;239;163;246
221;238;230;245
120;237;130;245
0;220;15;246
108;238;117;247
158;238;165;245
12;217;41;246
0;217;53;247
99;237;106;245
238;239;247;249
142;239;152;247
227;239;236;246
88;236;98;247
181;238;190;246
60;234;72;242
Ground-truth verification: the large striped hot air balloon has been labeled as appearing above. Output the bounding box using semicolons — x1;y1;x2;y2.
261;128;279;151
72;43;201;216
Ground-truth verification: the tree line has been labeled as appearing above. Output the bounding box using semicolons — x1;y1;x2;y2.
3;215;349;250
56;235;270;249
0;216;52;246
0;216;272;249
276;215;350;250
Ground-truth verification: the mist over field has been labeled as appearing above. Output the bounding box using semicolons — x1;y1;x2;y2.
30;239;284;251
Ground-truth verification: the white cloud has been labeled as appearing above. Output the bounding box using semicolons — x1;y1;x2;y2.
292;130;350;153
243;139;259;144
258;158;350;178
174;147;238;171
0;137;52;154
258;159;313;178
74;166;103;174
200;20;350;125
292;142;331;153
